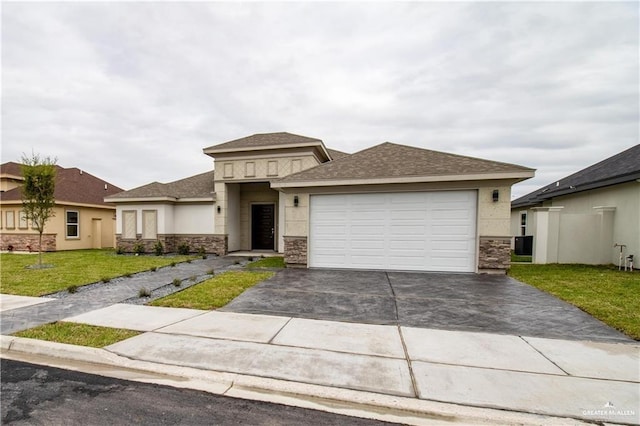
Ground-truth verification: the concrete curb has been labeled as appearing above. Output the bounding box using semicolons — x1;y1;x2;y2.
0;336;595;426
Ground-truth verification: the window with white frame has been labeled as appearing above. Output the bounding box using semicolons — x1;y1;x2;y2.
122;210;137;239
66;210;79;238
520;212;527;236
142;210;157;239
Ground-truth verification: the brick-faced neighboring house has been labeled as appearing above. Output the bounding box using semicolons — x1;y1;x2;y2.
0;162;123;251
511;144;640;265
108;132;534;273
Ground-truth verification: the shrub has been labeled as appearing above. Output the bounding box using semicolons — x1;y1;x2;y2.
67;285;78;294
153;241;164;256
133;242;145;255
138;287;151;298
177;242;190;255
115;246;125;255
197;246;206;259
172;278;181;287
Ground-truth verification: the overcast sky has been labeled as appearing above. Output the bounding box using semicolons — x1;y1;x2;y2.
2;2;638;199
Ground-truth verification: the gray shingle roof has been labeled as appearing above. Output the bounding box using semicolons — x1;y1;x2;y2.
512;144;640;209
107;170;215;201
204;132;323;152
326;148;350;160
274;142;533;185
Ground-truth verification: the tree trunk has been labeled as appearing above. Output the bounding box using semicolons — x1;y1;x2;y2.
38;231;43;267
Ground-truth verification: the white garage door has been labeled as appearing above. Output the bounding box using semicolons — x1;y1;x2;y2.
309;191;477;272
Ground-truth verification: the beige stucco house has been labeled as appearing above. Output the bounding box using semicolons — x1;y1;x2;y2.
0;162;123;251
511;144;640;265
108;132;534;273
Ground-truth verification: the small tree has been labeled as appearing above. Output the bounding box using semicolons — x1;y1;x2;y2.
20;153;57;267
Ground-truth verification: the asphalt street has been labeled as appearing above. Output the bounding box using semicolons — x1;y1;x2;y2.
1;359;400;426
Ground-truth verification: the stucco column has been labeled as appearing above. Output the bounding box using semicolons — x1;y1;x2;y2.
531;206;563;264
593;206;616;264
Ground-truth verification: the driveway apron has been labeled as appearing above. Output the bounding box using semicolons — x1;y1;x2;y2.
223;269;632;343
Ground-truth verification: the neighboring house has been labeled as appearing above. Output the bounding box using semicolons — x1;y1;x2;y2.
108;132;533;273
0;162;123;251
510;144;640;265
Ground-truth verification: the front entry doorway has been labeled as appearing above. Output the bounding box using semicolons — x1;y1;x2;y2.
251;204;275;250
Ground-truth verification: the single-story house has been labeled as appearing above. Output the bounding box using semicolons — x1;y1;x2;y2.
108;132;534;273
0;162;124;251
510;144;640;265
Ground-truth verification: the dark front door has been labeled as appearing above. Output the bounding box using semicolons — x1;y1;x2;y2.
251;204;275;250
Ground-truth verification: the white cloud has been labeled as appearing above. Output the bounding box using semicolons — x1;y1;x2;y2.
1;2;637;198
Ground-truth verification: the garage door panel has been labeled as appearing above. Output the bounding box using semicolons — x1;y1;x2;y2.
310;191;476;272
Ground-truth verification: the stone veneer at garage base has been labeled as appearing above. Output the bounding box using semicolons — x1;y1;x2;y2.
116;235;228;256
477;237;511;273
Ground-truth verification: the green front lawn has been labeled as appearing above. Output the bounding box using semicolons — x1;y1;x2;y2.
246;256;285;269
509;264;640;340
150;270;274;310
0;249;194;296
14;322;140;347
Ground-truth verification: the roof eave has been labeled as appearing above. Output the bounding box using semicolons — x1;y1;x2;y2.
272;171;535;189
203;142;324;156
104;196;178;203
177;197;216;203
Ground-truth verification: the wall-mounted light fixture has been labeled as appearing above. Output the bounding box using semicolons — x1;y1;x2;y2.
492;190;499;202
293;195;299;207
217;206;221;213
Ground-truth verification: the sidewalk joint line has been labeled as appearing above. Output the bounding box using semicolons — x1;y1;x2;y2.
386;272;420;399
518;335;571;376
267;316;293;344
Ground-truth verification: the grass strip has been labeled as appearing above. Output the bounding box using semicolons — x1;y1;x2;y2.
246;257;285;269
1;249;194;296
150;270;274;310
13;322;140;348
509;264;640;340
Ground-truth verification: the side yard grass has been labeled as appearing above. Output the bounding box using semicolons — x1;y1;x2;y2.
150;270;274;310
13;322;140;348
509;264;640;340
0;249;194;296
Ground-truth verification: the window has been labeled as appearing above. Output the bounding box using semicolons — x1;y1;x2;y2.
66;210;79;238
19;211;28;229
5;211;15;229
122;210;137;239
142;210;157;239
520;212;527;236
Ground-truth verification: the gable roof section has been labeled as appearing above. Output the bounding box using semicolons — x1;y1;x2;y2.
512;144;640;209
0;163;124;207
105;170;215;203
273;142;534;188
0;162;24;179
203;132;334;162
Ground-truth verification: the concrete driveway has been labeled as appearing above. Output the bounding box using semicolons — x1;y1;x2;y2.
222;269;632;343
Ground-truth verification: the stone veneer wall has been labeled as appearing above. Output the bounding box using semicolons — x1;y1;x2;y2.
478;236;511;273
0;233;57;252
284;236;307;267
116;234;228;256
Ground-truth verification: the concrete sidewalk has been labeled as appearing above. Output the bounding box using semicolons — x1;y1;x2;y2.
2;303;638;425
